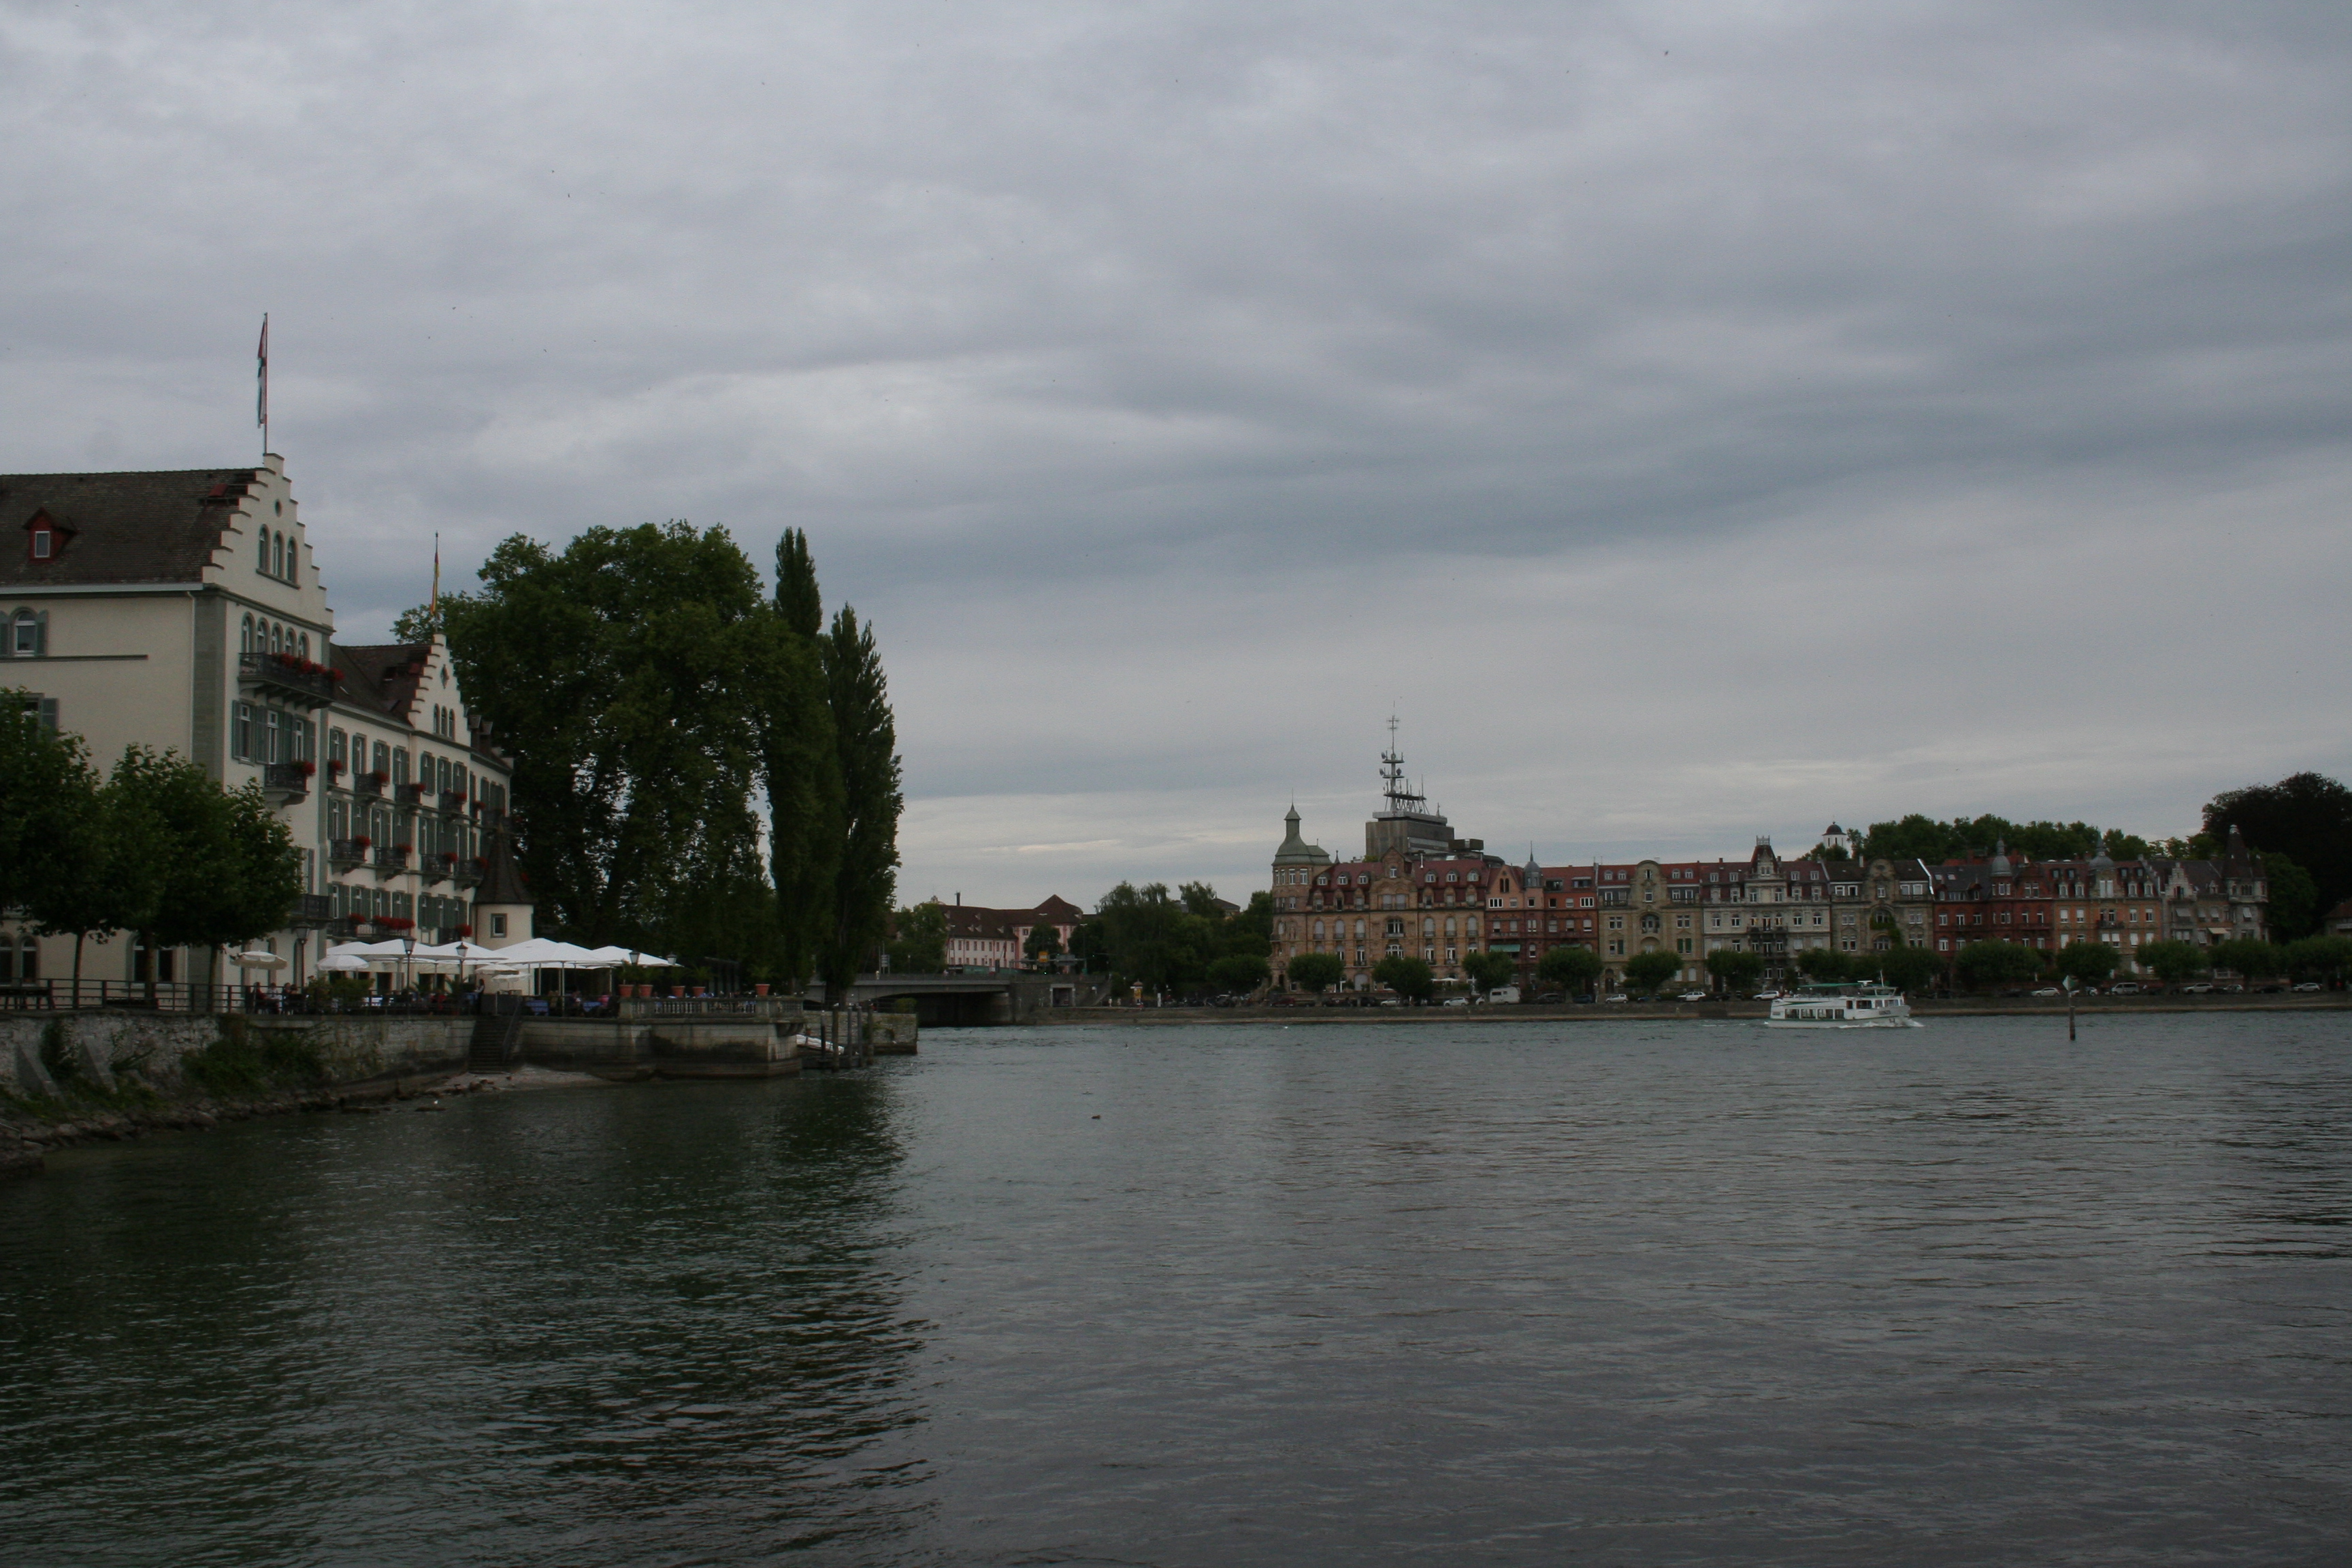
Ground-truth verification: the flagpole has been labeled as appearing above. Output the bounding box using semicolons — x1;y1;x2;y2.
257;314;270;460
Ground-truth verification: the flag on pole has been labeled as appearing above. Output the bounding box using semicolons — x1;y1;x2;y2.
256;314;270;445
430;533;441;621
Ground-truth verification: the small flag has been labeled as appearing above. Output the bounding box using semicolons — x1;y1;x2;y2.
256;314;269;432
430;533;440;620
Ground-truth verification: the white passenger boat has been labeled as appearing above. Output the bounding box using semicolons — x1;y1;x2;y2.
1765;981;1920;1028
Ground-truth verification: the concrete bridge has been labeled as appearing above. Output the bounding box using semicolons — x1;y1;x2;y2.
815;970;1114;1026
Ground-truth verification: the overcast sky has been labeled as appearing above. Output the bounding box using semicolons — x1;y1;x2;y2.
6;1;2350;907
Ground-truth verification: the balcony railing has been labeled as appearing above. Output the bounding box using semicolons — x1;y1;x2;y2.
238;650;337;706
291;893;334;926
353;772;387;799
423;853;457;884
440;789;469;812
261;761;312;800
329;839;368;869
376;846;413;877
453;859;483;888
395;782;427;806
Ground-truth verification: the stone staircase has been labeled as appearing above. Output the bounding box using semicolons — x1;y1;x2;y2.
468;1000;526;1073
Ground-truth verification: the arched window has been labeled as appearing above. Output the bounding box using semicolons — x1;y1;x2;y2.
271;623;283;655
299;633;310;662
287;539;298;586
257;530;270;571
270;532;284;577
13;608;42;658
241;613;255;653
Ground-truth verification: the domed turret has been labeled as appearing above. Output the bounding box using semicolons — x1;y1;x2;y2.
1989;839;2012;877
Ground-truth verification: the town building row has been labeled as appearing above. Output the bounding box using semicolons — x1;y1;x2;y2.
1;459;536;992
1266;744;2274;994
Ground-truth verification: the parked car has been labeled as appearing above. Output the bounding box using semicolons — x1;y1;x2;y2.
2219;983;2245;994
2180;981;2215;994
1752;990;1781;1001
2031;986;2063;997
2292;981;2323;992
1441;996;1470;1008
1535;991;1566;1004
2108;983;2142;995
1676;990;1709;1002
1603;993;1629;1004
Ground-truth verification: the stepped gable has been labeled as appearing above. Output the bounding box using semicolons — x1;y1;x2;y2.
0;467;265;586
333;641;431;721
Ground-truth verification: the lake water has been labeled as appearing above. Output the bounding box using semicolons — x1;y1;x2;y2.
3;1015;2349;1566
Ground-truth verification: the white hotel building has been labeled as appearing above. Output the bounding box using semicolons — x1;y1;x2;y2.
0;457;532;992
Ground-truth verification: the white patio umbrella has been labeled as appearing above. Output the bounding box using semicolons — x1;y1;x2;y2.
581;945;681;967
315;951;372;973
495;938;604;967
229;950;287;970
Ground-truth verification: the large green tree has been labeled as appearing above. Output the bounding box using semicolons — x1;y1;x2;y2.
1706;947;1765;994
2208;937;2283;979
2137;940;2206;984
2205;773;2352;938
1371;953;1435;1002
1538;944;1604;995
2055;941;2121;985
1287;951;1343;994
2256;853;2319;942
818;606;902;1000
0;698;103;930
2283;934;2352;982
1955;940;2043;987
1874;944;1944;994
885;900;946;973
1622;950;1684;996
440;524;777;963
1461;949;1516;994
111;747;300;961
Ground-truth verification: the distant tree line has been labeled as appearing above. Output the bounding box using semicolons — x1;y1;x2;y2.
1058;882;1274;995
1838;771;2351;941
417;523;900;998
0;701;301;984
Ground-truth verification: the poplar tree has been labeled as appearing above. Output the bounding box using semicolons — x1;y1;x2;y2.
819;604;902;1000
764;529;844;992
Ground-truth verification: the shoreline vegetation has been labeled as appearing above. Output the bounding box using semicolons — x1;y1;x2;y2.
1011;994;2352;1026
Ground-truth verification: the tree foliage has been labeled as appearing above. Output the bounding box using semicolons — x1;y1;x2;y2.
1622;949;1683;996
1209;953;1271;994
2205;772;2352;938
763;530;843;990
1862;814;2111;866
2256;853;2318;943
0;702;104;929
1371;954;1434;1001
818;605;900;998
1461;949;1516;994
1024;922;1064;964
2137;939;2206;983
2208;937;2283;979
2283;934;2352;981
1955;940;2044;987
1091;881;1269;992
1537;943;1603;994
1705;947;1765;993
2055;941;2121;984
1875;944;1944;994
885;901;946;973
1287;951;1343;994
439;523;777;962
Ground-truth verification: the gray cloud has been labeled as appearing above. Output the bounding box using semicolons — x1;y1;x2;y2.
5;0;2349;904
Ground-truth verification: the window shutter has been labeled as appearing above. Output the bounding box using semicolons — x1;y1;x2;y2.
38;697;58;734
33;612;46;657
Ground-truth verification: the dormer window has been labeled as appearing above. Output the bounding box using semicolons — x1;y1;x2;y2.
23;510;68;563
31;529;52;559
